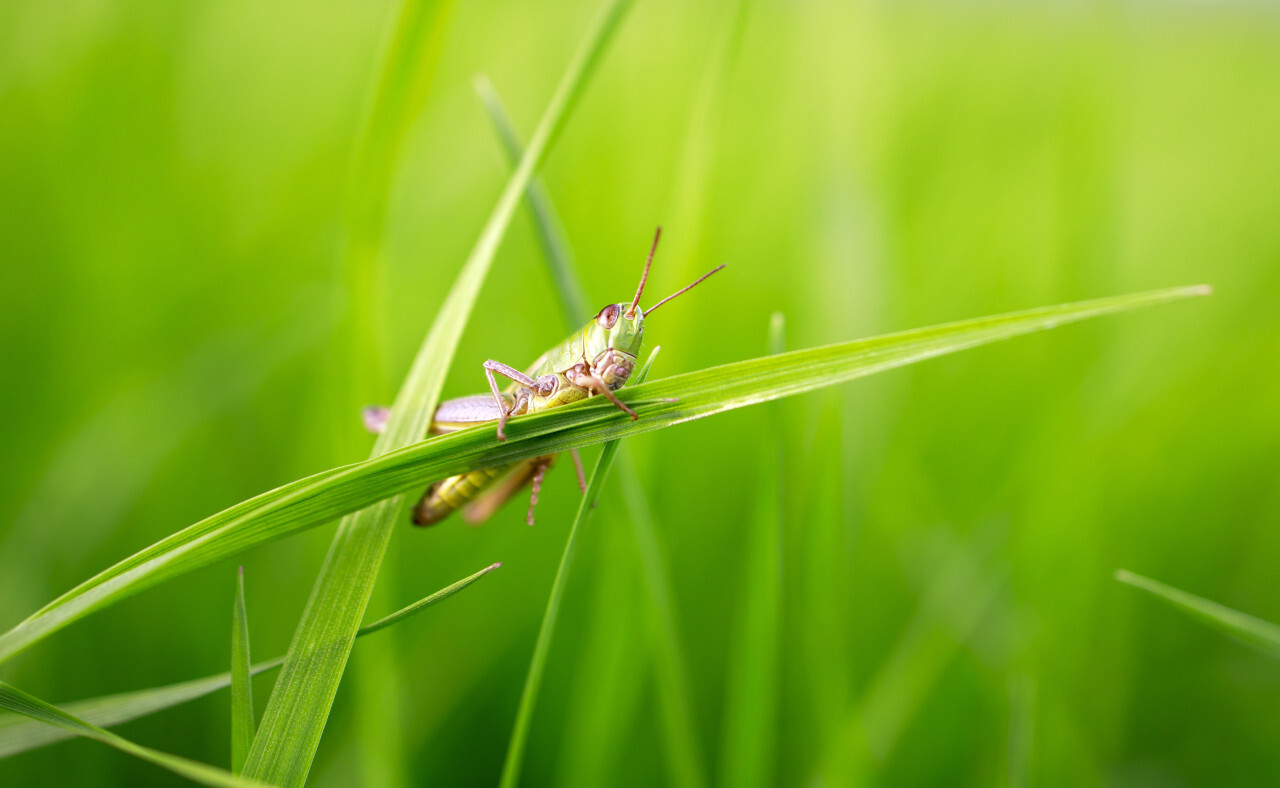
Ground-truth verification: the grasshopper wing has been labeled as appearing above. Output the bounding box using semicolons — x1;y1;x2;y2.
431;394;510;434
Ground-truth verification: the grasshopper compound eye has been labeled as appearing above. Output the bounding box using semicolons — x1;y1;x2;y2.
596;303;620;328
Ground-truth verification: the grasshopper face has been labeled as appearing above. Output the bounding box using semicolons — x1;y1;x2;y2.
585;302;643;389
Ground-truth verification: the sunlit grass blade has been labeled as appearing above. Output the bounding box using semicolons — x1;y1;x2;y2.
0;681;266;788
230;567;254;774
0;563;500;758
719;312;785;788
499;349;658;788
0;285;1208;667
1116;570;1280;657
241;3;634;784
477;77;708;788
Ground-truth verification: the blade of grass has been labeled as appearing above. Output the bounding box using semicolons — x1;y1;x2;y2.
1115;569;1280;657
719;312;785;788
473;73;588;324
476;77;708;788
499;349;658;788
0;285;1209;667
242;3;634;785
0;563;500;759
230;567;254;774
0;681;266;788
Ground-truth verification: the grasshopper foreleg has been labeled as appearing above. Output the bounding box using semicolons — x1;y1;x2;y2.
483;360;537;441
585;371;639;420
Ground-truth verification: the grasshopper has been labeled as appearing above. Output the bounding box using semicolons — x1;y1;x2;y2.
364;228;724;527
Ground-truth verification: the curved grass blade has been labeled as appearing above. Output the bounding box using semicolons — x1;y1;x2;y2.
230;567;254;774
0;562;500;759
241;4;635;785
0;681;266;788
0;285;1209;668
477;77;708;788
499;349;658;788
1116;570;1280;657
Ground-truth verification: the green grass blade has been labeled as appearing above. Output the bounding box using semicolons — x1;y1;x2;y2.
241;4;633;785
0;563;499;758
498;349;658;788
475;75;708;788
473;73;588;325
230;567;254;774
719;312;785;788
0;681;267;788
357;561;502;636
0;285;1207;667
1116;570;1280;657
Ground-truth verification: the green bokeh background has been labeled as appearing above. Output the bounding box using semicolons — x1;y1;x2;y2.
2;0;1278;785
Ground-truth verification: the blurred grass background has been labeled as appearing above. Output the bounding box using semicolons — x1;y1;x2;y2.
2;0;1278;785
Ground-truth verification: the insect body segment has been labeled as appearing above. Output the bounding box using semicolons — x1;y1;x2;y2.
399;227;723;527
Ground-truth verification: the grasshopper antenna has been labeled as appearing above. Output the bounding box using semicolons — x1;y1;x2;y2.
627;226;662;318
644;264;726;316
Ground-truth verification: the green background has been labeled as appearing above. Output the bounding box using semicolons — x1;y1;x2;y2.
2;0;1278;785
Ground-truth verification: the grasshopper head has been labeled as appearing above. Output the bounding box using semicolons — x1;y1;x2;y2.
585;228;725;389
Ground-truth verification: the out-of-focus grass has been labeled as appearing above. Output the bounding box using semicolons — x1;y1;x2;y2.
2;1;1278;786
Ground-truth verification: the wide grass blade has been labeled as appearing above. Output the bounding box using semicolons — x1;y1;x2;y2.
0;681;266;788
1116;570;1280;657
498;350;658;788
240;3;634;785
230;567;254;774
477;77;708;788
719;312;785;788
0;563;500;758
0;286;1208;667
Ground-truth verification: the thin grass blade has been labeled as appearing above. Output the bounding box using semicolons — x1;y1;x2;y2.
1116;570;1280;657
0;681;266;788
0;563;499;758
473;73;588;324
498;349;658;788
230;567;254;774
477;78;708;788
719;312;785;788
0;285;1208;667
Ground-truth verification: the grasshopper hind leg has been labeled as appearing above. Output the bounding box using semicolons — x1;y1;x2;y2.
458;455;558;526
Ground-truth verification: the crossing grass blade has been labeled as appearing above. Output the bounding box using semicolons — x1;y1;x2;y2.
0;681;267;788
239;3;634;785
1116;570;1280;657
0;562;500;759
230;567;254;774
476;76;708;788
0;285;1208;669
498;349;659;788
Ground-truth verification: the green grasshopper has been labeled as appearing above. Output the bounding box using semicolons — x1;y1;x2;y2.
364;228;724;526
